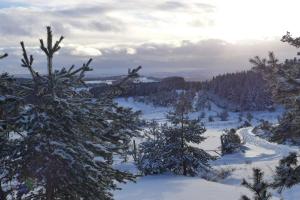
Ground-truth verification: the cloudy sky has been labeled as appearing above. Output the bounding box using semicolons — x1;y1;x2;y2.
0;0;299;79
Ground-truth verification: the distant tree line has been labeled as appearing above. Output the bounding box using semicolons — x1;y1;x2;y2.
202;71;273;111
91;70;273;111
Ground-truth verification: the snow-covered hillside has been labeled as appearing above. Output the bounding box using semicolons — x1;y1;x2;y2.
114;98;299;200
85;76;158;85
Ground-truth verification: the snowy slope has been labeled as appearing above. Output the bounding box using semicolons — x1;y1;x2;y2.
114;98;299;200
114;175;252;200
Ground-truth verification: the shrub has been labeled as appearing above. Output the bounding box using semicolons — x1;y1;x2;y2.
220;129;242;155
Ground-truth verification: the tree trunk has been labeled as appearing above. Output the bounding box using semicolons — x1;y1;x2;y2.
46;179;54;200
48;56;55;97
133;140;137;161
181;111;187;176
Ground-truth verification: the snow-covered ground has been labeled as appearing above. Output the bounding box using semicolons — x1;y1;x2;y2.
114;98;299;200
133;77;159;83
84;76;158;85
85;79;115;85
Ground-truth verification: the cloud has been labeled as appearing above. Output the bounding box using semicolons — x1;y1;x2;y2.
54;5;110;17
90;20;124;32
194;3;215;12
67;45;102;57
190;19;214;27
0;37;297;80
0;0;298;80
0;0;219;47
126;48;136;55
157;1;187;10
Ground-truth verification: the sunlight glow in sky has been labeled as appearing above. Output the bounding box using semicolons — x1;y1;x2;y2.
0;0;299;78
2;0;299;46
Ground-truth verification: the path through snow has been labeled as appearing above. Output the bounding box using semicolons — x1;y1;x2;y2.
114;98;299;200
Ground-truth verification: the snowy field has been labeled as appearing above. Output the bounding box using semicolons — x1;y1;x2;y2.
114;98;299;200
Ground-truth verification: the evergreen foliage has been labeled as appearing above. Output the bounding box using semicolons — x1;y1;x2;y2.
194;91;210;111
241;168;272;200
273;152;300;193
138;121;167;175
138;93;214;176
220;129;242;155
208;115;214;122
0;27;142;200
204;71;273;111
251;32;300;144
0;53;22;200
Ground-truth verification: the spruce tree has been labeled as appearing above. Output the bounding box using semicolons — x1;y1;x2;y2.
165;93;212;176
250;33;300;143
138;121;166;175
163;112;210;176
4;27;142;200
220;129;242;155
241;168;272;200
140;93;213;176
138;93;214;176
0;53;23;200
273;152;300;193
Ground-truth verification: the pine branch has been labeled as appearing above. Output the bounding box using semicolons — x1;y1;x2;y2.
267;52;279;66
114;65;142;87
249;56;267;69
281;32;300;48
68;58;93;77
40;26;64;93
20;41;38;81
241;168;272;200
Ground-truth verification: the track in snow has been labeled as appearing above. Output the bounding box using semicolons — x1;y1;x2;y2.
238;127;298;161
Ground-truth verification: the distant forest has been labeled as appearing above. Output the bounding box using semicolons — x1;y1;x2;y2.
91;70;273;111
202;71;273;111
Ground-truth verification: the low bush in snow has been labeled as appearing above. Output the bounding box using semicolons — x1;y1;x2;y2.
220;129;242;155
253;120;273;140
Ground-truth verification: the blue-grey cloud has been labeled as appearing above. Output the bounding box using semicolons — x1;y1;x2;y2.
0;0;296;81
1;38;297;81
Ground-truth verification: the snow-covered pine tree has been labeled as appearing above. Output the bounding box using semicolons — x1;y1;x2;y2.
220;128;242;155
6;27;142;200
250;33;300;143
241;168;272;200
273;152;300;193
0;53;23;200
194;91;209;111
138;121;166;175
163;93;214;176
138;93;214;176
